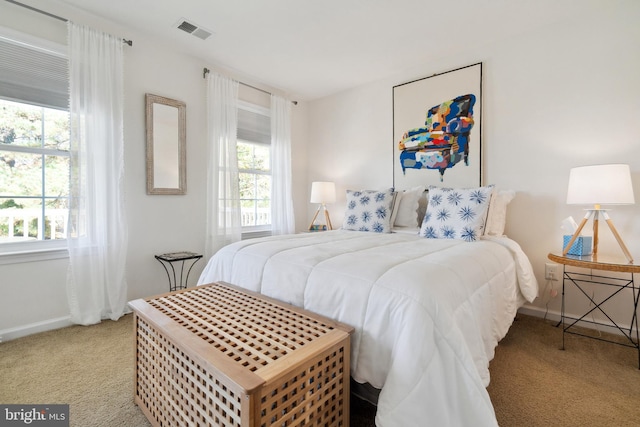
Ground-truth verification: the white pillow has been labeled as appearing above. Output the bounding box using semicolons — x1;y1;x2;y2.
392;186;425;227
390;191;403;226
419;185;494;241
342;188;395;233
484;190;515;236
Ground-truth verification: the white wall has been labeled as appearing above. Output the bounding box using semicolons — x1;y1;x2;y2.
0;0;309;338
306;3;640;324
1;0;638;339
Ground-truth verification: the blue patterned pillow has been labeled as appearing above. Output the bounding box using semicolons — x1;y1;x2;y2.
342;188;395;233
419;185;494;241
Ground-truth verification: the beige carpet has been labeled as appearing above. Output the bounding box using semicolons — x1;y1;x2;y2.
487;315;640;427
1;313;639;426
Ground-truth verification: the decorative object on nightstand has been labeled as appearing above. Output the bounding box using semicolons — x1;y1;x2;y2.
308;181;336;231
154;251;203;292
563;164;635;262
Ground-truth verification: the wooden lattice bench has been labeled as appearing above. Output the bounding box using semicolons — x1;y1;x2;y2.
129;281;354;427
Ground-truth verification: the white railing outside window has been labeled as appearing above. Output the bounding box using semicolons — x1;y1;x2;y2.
0;208;68;242
240;208;270;228
1;207;267;243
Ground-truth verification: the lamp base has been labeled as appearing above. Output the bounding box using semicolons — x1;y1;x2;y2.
562;209;633;263
308;204;333;231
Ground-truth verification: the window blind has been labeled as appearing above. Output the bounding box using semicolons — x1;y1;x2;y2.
237;104;270;145
0;34;68;110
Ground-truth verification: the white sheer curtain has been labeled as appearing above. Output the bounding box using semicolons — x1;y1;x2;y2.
270;95;295;234
66;22;128;325
205;72;241;260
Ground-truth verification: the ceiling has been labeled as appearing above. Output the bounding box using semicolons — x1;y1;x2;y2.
56;0;598;101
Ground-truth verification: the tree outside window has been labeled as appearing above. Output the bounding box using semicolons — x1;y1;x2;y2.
238;140;271;230
0;99;70;242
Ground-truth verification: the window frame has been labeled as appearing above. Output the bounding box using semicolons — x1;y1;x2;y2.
0;27;69;262
237;101;272;239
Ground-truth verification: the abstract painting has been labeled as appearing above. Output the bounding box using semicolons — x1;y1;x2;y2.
393;63;482;189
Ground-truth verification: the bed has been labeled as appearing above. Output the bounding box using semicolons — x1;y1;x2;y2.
197;225;538;426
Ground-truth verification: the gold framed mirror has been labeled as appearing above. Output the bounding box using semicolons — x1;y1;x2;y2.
145;93;186;195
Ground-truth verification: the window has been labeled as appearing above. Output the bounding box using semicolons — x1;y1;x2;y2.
0;99;69;242
0;29;69;256
238;140;270;229
237;101;271;235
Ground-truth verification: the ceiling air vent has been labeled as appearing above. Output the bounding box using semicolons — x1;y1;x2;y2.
177;21;198;34
175;19;213;40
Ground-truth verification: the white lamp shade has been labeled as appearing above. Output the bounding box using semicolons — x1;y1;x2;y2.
310;181;336;204
566;164;635;205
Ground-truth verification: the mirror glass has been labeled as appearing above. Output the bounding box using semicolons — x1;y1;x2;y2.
145;94;186;195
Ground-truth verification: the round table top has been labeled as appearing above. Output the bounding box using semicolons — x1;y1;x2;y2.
548;252;640;273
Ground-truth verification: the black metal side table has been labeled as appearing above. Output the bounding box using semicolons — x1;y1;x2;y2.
548;252;640;368
155;251;203;292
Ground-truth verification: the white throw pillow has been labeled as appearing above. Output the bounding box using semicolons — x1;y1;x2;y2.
420;185;494;241
343;188;395;233
484;190;516;236
392;186;425;227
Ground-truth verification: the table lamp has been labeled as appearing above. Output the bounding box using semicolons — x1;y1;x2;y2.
309;181;336;231
564;164;635;262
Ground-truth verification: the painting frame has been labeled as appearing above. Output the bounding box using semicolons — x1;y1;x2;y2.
393;62;483;190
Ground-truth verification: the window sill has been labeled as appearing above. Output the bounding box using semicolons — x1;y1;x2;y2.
0;243;69;265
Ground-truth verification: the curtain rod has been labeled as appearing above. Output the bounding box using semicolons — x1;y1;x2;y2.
6;0;133;46
203;68;297;105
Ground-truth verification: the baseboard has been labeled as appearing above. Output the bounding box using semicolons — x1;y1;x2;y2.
517;305;561;322
517;304;633;338
0;316;73;342
0;306;630;343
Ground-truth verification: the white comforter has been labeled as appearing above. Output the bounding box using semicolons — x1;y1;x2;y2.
197;230;538;427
